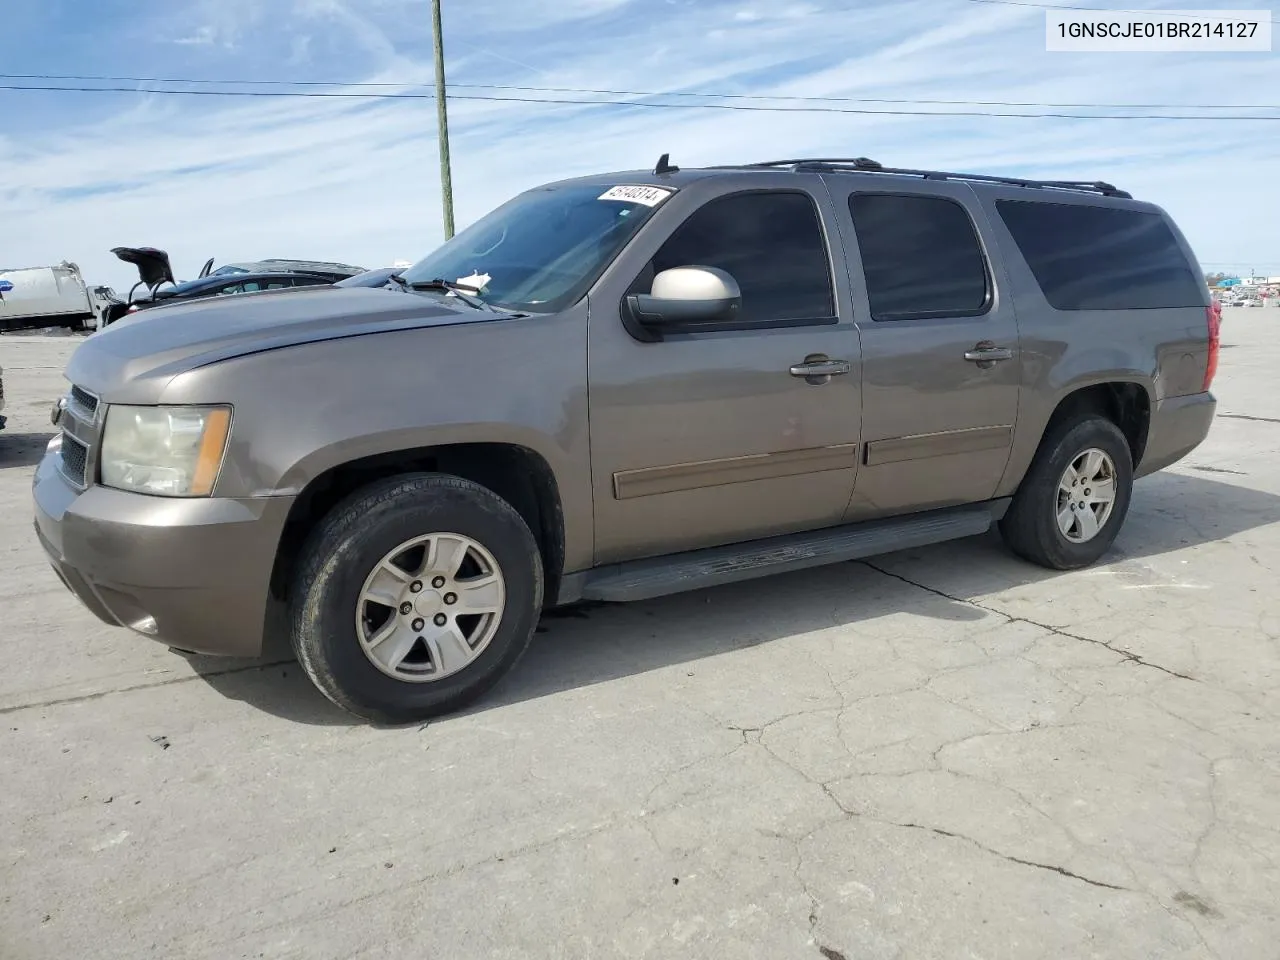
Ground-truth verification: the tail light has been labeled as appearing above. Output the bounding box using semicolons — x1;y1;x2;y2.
1203;300;1221;391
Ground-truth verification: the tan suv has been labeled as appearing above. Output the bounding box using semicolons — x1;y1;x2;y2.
33;156;1219;722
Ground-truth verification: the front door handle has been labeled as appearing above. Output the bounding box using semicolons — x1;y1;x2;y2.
964;342;1014;367
789;357;851;381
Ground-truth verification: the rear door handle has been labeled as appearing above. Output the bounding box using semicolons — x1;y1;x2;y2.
964;343;1014;365
789;358;851;378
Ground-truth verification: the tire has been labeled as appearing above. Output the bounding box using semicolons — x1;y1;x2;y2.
289;473;543;723
999;415;1134;570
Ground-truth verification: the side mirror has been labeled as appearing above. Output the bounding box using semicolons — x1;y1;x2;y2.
622;266;742;342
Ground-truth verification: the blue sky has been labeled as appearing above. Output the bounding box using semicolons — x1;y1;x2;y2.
1;0;1277;290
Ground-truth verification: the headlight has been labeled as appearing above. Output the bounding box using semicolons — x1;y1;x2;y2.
100;405;232;497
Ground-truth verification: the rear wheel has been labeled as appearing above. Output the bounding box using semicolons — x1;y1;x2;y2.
999;416;1134;570
290;473;542;723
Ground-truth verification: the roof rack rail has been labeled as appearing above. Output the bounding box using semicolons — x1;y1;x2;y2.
743;158;1131;199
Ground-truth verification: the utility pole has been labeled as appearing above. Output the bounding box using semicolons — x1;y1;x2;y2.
431;0;456;239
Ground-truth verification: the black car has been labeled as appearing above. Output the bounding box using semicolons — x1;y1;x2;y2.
109;271;338;322
204;258;366;283
104;248;365;325
334;266;404;288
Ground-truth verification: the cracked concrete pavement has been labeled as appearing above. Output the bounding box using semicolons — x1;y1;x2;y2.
2;310;1279;959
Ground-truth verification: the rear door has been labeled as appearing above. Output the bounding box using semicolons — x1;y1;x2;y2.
827;178;1023;519
587;178;863;564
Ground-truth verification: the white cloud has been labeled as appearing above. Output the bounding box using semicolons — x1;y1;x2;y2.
1;0;1277;289
173;26;219;47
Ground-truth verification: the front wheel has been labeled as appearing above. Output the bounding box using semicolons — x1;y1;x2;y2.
999;416;1134;570
290;474;543;723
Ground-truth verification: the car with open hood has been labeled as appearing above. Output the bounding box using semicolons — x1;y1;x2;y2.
102;248;365;324
35;155;1218;723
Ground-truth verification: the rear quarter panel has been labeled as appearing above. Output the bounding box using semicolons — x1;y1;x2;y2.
971;188;1211;496
156;307;594;570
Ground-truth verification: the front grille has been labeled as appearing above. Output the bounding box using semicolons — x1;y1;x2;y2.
59;434;88;486
70;385;99;419
58;383;104;489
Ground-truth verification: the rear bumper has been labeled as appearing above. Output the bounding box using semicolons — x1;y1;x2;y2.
1136;391;1217;478
32;448;294;657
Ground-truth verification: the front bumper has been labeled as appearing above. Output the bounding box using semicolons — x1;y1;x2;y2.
32;447;294;657
1136;391;1217;478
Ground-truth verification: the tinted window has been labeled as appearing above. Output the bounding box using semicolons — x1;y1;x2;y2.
849;194;990;321
996;200;1203;310
647;191;834;325
164;277;224;297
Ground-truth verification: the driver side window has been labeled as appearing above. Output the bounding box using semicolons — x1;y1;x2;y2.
632;191;836;326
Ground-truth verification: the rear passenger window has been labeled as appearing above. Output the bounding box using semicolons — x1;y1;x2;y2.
647;191;835;325
996;200;1203;310
849;194;991;322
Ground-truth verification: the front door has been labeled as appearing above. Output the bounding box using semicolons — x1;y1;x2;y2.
828;179;1023;519
587;180;863;565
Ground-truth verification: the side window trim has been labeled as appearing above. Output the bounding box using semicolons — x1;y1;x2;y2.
626;187;840;337
848;190;995;324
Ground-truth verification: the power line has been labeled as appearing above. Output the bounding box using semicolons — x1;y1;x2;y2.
2;83;1279;120
1;72;422;88
2;72;1278;111
966;0;1280;24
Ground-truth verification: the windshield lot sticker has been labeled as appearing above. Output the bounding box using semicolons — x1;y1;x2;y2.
597;185;675;207
455;271;491;291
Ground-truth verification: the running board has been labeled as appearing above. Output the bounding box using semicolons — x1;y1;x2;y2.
573;499;1009;603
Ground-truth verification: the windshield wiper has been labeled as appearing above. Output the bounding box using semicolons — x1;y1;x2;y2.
407;277;490;311
387;273;409;290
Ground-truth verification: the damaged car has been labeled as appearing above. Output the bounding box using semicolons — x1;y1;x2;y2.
102;248;365;325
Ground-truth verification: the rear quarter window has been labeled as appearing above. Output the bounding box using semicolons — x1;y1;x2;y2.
996;200;1203;310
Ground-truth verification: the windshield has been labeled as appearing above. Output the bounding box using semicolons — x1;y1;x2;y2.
400;182;673;313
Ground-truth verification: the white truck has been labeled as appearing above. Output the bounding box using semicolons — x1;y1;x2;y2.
0;262;118;333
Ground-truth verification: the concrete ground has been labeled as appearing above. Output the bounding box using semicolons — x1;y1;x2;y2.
1;311;1278;960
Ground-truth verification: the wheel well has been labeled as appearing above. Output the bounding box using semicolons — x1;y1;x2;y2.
1045;382;1150;467
269;443;565;606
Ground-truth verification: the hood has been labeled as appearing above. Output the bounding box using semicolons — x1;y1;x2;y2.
67;285;507;398
112;246;176;289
